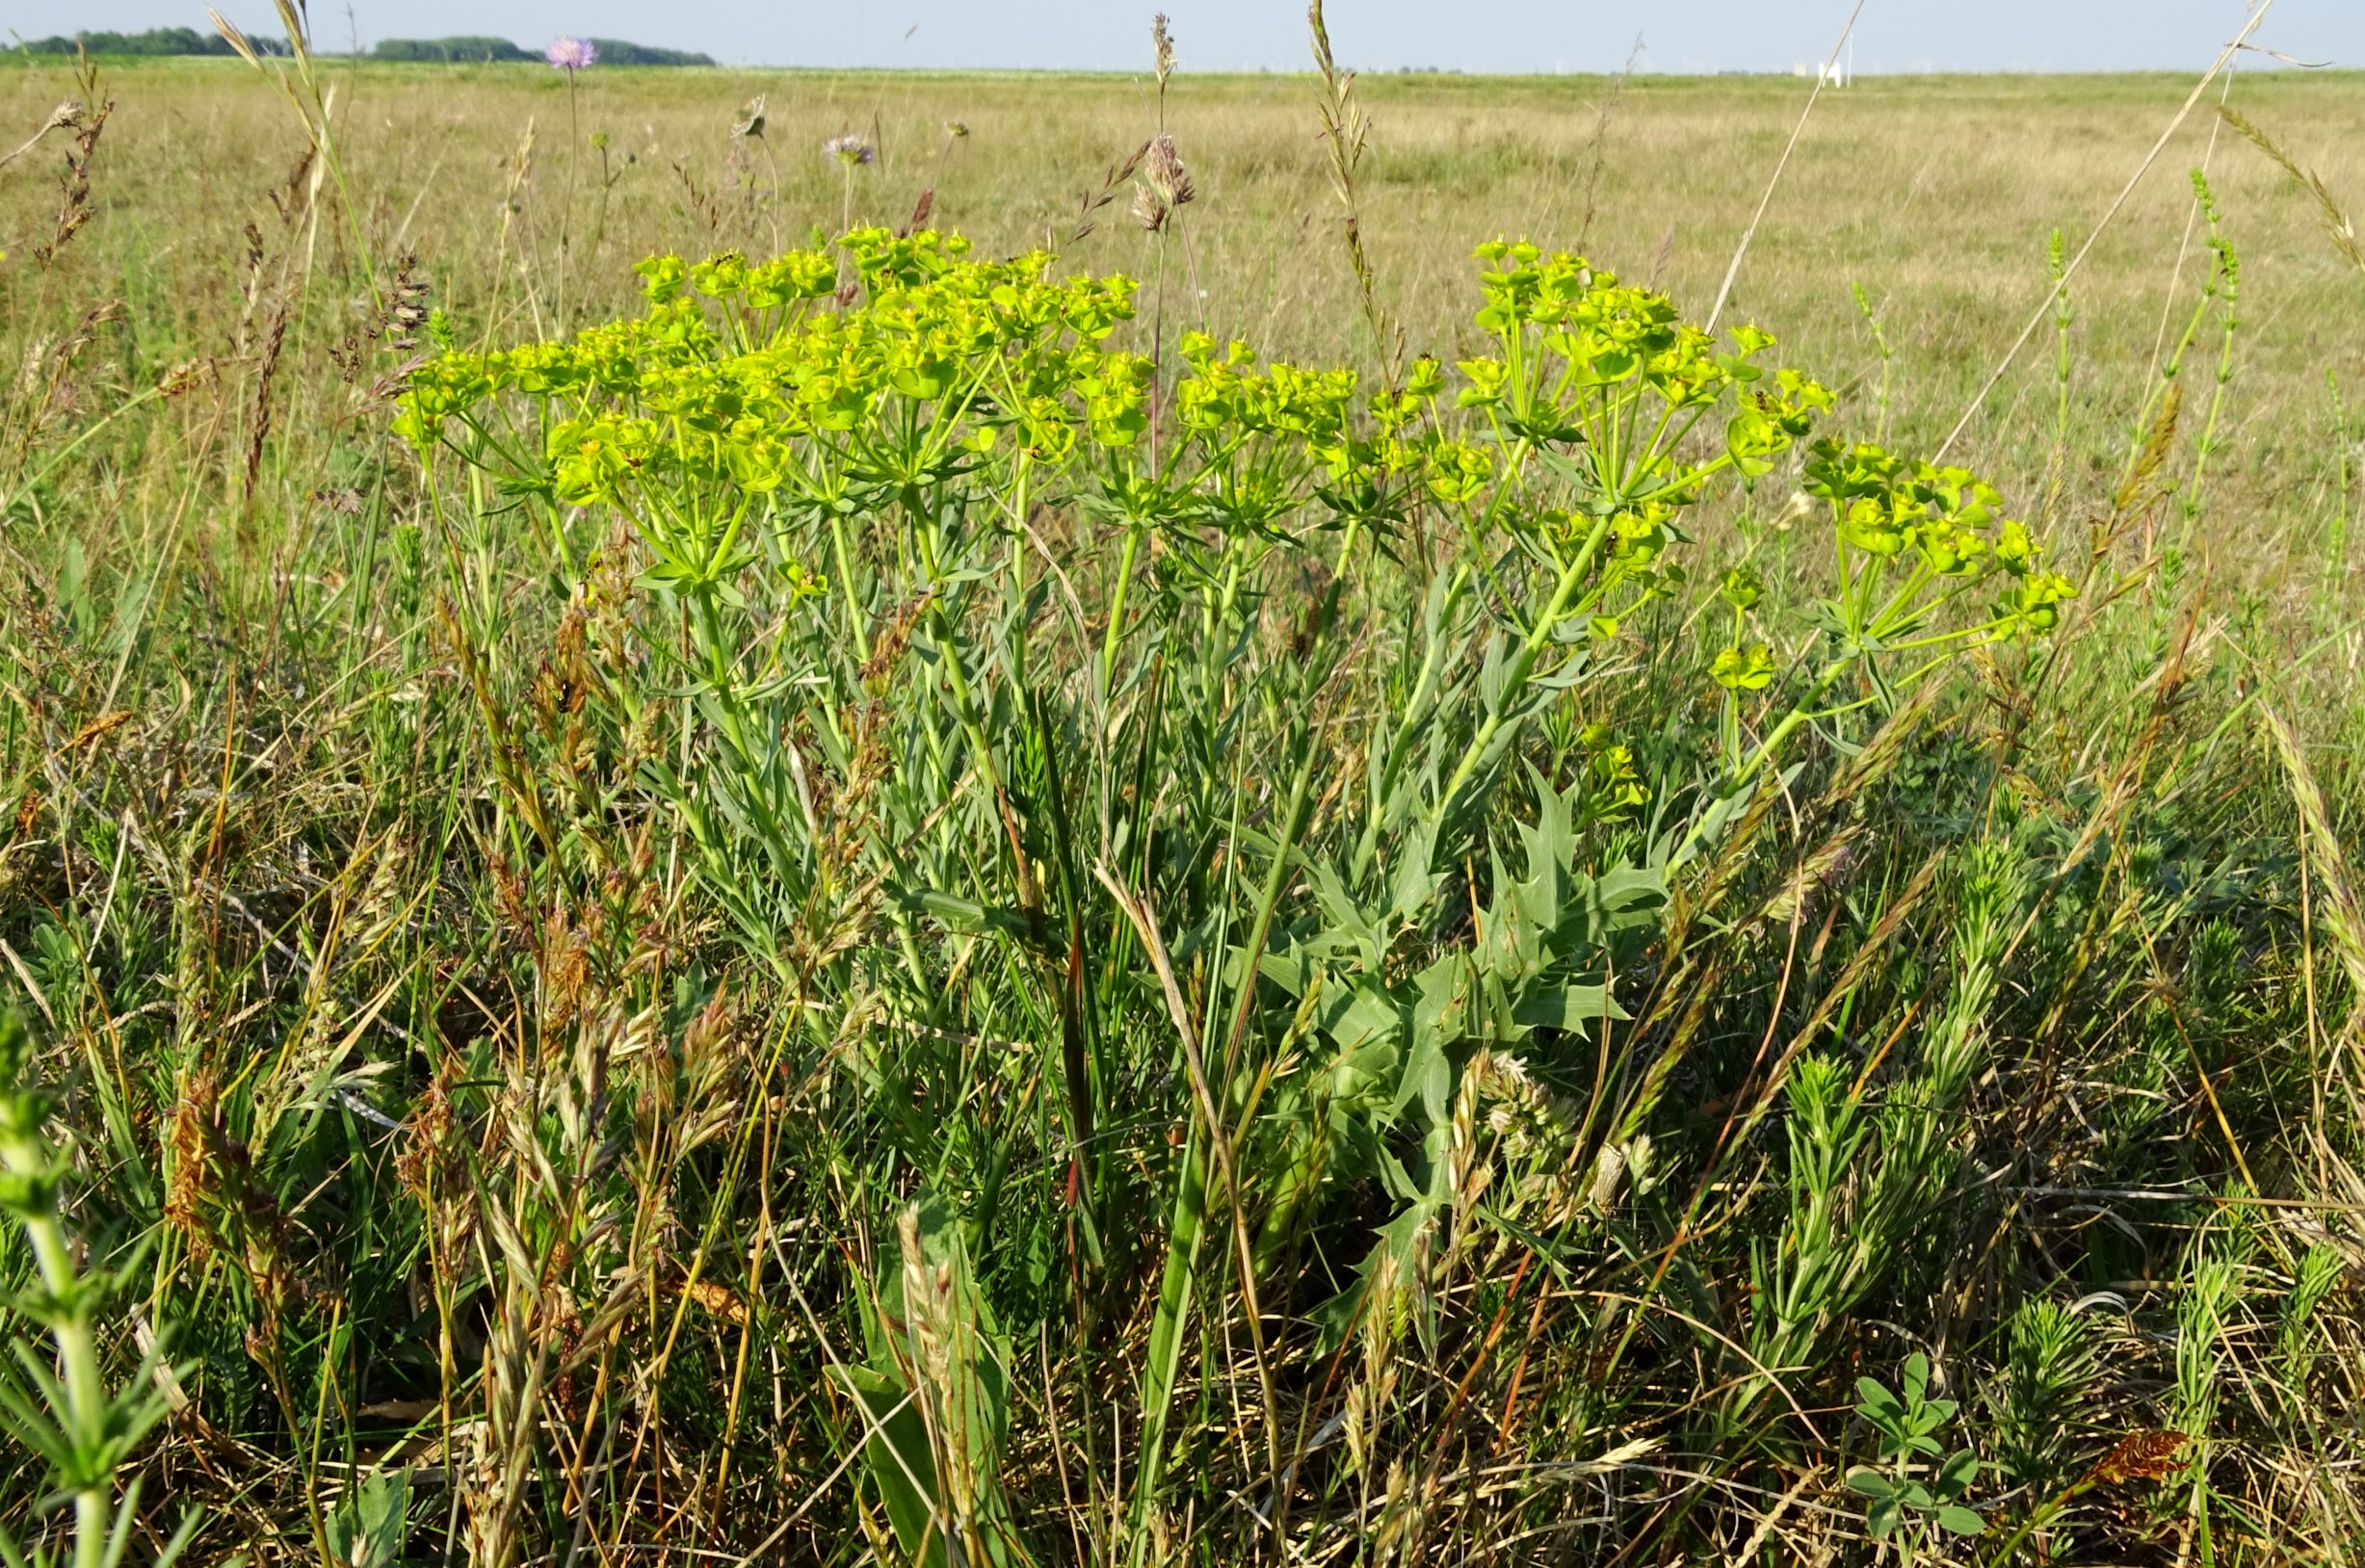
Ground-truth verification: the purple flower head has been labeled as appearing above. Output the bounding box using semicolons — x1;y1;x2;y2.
545;36;596;72
823;134;876;168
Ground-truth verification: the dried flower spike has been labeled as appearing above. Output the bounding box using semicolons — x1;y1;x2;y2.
2089;1430;2190;1484
1151;13;1175;86
1145;133;1194;210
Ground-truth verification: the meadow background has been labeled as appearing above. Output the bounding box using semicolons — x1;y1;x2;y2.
2;32;2365;1566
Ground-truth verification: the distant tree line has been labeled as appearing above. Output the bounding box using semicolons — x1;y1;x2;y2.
17;27;290;57
17;29;714;65
365;36;535;63
585;39;715;66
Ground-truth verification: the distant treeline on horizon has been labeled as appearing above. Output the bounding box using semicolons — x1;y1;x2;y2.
16;28;715;65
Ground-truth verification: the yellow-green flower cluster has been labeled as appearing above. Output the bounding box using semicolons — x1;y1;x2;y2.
397;231;2012;625
1459;240;1830;431
1444;240;1834;500
1803;438;2075;634
1173;333;1356;443
1578;723;1649;817
398;232;1853;557
396;230;1144;498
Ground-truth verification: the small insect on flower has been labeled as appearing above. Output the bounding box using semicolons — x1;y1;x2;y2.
545;36;596;72
1151;13;1176;85
824;134;876;167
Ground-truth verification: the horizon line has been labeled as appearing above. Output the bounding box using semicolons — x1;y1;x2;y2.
18;55;2359;80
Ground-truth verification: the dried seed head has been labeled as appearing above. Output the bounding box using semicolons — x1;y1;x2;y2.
2090;1430;2190;1484
1145;133;1195;209
1131;182;1168;233
860;592;932;686
733;95;767;139
1151;13;1175;84
163;1073;222;1239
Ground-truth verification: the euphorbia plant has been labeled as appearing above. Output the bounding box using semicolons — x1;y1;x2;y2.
1684;437;2078;862
1410;240;1834;832
0;1015;197;1568
395;230;2073;1541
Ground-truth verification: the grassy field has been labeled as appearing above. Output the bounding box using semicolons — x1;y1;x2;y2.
3;33;2365;1566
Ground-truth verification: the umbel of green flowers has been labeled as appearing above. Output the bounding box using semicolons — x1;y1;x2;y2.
396;229;2070;786
394;229;1845;544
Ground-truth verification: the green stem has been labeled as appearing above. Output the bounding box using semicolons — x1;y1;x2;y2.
11;1185;111;1568
1130;1122;1207;1561
1435;515;1613;818
1007;455;1034;692
1670;655;1854;868
1098;518;1145;706
914;526;1016;851
828;513;872;665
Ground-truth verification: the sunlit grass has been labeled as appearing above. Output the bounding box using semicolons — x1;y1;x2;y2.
0;33;2362;1567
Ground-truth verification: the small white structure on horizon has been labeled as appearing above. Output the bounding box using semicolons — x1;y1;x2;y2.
1813;39;1858;87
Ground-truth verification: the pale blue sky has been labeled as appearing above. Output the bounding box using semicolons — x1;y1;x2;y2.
24;0;2365;74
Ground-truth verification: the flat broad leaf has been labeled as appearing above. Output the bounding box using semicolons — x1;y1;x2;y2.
1934;1504;1987;1537
1510;983;1627;1031
1846;1467;1898;1501
1855;1376;1904;1422
837;1366;944;1567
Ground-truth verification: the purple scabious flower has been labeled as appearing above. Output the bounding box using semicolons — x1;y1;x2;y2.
823;134;875;167
545;36;596;72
